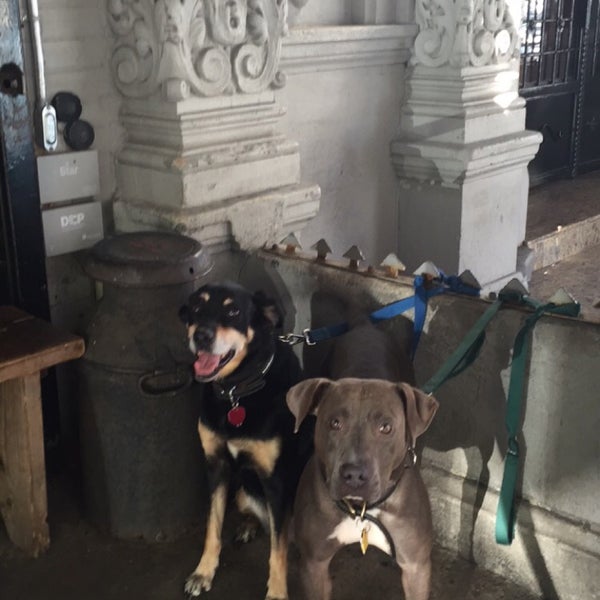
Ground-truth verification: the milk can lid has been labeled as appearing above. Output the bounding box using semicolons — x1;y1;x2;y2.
85;231;213;287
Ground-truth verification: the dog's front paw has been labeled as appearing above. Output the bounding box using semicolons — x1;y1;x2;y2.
184;572;213;597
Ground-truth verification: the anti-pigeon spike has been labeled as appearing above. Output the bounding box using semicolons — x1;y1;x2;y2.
343;245;365;270
413;260;440;280
280;233;301;255
458;269;481;290
312;238;332;262
380;253;406;278
548;288;577;306
499;278;529;299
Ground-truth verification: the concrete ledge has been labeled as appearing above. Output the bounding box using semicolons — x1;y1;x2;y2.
529;214;600;270
422;463;600;600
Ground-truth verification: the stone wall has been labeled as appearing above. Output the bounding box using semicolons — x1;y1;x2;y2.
30;1;415;264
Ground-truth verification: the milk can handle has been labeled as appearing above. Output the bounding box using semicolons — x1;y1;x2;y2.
138;367;192;397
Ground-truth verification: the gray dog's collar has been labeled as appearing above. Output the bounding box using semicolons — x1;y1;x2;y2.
332;443;418;560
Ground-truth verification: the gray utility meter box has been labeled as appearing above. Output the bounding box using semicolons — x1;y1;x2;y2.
38;150;100;205
37;150;104;257
42;203;103;257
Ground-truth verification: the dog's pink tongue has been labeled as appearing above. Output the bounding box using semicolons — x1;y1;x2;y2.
194;352;221;377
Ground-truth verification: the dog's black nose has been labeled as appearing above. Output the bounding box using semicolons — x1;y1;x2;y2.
194;326;215;348
339;462;372;488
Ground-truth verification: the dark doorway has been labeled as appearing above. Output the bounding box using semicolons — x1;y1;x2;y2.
0;1;48;316
520;0;600;184
577;0;600;172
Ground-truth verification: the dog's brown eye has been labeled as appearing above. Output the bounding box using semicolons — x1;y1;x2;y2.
330;418;342;431
379;422;392;435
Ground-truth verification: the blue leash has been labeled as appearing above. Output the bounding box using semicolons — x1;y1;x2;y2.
280;271;480;353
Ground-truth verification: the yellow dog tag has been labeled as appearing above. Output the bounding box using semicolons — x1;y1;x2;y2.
360;527;369;554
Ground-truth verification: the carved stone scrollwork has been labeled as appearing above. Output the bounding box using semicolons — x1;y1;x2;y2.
107;0;290;100
413;0;519;68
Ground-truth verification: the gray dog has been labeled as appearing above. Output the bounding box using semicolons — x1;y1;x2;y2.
286;322;438;600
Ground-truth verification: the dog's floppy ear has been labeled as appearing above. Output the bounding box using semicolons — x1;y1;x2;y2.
396;383;438;441
252;290;282;328
286;378;332;433
178;305;190;324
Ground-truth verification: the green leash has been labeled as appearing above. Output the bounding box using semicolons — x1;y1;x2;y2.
421;298;504;395
418;289;580;545
495;298;580;545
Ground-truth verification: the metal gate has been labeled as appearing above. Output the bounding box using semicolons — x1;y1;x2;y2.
520;0;600;183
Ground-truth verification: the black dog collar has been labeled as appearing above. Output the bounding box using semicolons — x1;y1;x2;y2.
211;351;275;427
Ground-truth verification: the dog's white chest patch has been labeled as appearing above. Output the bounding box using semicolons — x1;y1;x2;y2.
328;509;392;556
227;441;240;459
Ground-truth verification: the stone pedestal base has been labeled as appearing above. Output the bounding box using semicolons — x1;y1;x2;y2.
114;93;320;252
391;64;542;289
114;183;320;254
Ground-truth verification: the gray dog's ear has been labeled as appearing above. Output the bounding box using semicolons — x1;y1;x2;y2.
396;383;439;441
286;378;332;433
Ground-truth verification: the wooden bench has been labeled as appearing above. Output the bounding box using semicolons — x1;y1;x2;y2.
0;306;84;556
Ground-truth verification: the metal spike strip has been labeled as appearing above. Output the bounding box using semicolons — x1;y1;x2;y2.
458;269;481;290
548;288;576;306
500;278;528;297
413;260;440;280
380;253;406;278
311;238;332;262
280;233;301;255
343;245;365;270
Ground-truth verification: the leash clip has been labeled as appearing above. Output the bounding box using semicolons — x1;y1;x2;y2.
278;332;306;346
278;329;316;346
507;436;519;457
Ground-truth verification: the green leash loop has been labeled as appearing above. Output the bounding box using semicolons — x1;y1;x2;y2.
495;299;580;545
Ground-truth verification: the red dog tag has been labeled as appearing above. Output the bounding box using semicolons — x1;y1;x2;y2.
227;405;246;427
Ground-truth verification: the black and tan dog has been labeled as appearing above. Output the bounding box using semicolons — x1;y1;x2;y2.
179;282;309;600
286;322;439;600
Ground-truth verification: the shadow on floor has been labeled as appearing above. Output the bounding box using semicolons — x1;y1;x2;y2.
0;474;542;600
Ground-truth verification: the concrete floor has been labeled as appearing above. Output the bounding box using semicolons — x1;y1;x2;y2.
526;170;600;240
0;475;541;600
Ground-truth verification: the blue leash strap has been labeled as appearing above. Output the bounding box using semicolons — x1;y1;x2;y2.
279;271;480;349
303;296;417;345
411;272;480;358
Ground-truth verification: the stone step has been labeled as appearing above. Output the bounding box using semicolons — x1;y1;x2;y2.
528;213;600;271
528;242;600;323
526;170;600;271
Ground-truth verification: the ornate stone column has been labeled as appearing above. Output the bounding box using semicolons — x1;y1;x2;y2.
391;0;542;289
107;0;320;252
